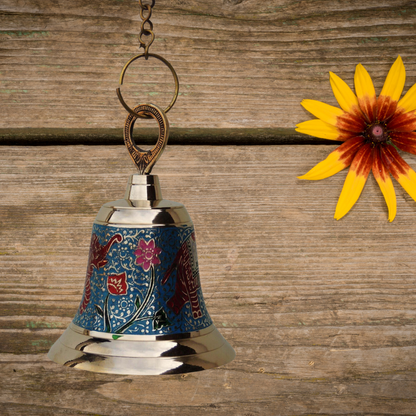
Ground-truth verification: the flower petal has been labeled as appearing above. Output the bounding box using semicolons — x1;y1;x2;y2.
372;147;396;222
381;145;416;203
330;71;360;113
301;99;344;126
135;255;145;264
387;110;416;132
295;119;354;141
390;132;416;156
296;119;341;141
377;57;405;121
143;260;151;272
398;83;416;113
298;136;365;180
354;63;377;123
301;99;365;133
334;143;373;220
337;112;367;133
379;56;406;103
377;95;398;122
151;257;161;266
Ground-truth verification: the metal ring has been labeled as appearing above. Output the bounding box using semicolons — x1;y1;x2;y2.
123;103;169;174
139;0;155;8
140;4;152;21
140;20;154;33
138;27;154;50
116;53;179;119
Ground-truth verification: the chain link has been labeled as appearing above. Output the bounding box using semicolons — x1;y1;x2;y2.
117;0;180;119
138;0;156;58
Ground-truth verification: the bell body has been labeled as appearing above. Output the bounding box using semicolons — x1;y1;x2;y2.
48;175;235;375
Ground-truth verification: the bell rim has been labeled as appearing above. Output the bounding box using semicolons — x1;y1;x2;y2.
48;323;235;375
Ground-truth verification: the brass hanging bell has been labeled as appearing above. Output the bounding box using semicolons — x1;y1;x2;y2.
48;104;235;375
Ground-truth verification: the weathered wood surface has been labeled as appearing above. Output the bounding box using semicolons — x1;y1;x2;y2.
1;145;416;415
1;0;416;137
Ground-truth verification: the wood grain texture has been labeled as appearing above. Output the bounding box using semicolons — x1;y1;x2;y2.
1;145;416;415
0;0;416;134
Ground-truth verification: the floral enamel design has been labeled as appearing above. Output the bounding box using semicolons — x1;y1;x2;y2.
162;232;203;319
134;239;162;271
79;233;122;314
95;238;171;335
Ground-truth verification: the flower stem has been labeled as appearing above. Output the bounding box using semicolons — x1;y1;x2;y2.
115;266;156;334
104;294;111;332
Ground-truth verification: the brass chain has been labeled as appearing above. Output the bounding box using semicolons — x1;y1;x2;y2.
117;0;179;125
138;0;156;58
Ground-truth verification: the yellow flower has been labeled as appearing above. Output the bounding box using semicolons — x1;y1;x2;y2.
297;56;416;222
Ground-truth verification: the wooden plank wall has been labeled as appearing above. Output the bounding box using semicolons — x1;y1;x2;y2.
0;0;415;138
2;145;416;415
1;1;416;415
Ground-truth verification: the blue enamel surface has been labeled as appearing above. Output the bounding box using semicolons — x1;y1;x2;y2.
73;224;212;336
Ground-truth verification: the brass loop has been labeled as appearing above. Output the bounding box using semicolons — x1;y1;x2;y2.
117;53;179;119
123;103;169;175
141;20;154;32
138;27;154;50
139;0;155;8
140;4;152;21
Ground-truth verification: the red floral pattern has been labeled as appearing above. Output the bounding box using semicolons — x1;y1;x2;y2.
107;272;128;295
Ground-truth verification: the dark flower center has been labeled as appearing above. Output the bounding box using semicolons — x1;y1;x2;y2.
366;123;388;143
